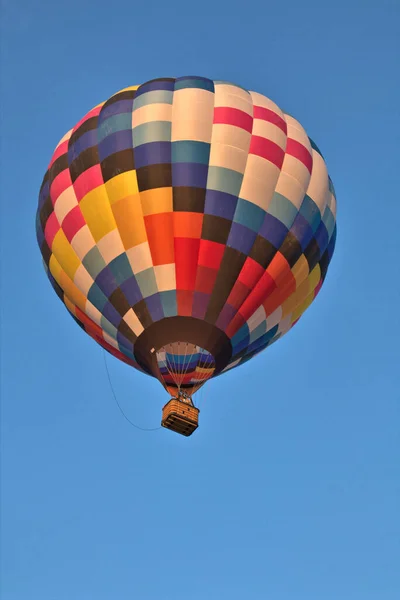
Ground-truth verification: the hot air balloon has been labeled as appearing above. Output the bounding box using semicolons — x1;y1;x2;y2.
36;76;337;436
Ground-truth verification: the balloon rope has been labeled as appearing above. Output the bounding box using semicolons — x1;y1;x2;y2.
163;347;180;389
103;350;161;432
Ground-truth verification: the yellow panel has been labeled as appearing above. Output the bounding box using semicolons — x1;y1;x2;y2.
308;264;321;291
118;85;140;93
49;254;62;286
105;170;138;205
64;296;76;316
292;292;314;322
140;187;173;216
291;254;309;287
112;194;147;248
282;280;310;317
51;230;81;280
80;184;117;242
60;271;88;313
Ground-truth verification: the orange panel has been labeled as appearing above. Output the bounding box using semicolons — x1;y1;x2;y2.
173;212;203;238
144;212;175;265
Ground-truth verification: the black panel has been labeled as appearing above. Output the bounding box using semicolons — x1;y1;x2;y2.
173;186;206;212
201;215;232;245
136;164;172;191
100;148;135;182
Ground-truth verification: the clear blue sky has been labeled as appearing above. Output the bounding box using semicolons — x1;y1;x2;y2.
1;1;399;598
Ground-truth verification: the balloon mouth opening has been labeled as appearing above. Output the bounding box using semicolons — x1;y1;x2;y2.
133;316;233;377
156;342;216;394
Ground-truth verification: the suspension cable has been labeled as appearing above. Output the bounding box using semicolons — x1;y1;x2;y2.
103;350;161;432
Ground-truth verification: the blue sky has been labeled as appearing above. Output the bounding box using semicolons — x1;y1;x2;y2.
1;0;399;598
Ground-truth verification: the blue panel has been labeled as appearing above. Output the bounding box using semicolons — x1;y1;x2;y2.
145;293;164;321
160;291;177;317
135;79;175;98
172;141;210;165
134;141;171;168
119;276;143;306
102;301;123;328
95;267;119;297
172;162;208;188
234;198;265;232
174;76;214;92
299;194;321;232
68;129;98;161
227;222;257;254
268;192;298;229
204;189;237;220
98;113;132;142
108;253;134;286
87;283;109;312
259;212;288;247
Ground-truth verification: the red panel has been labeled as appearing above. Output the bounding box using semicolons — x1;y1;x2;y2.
226;280;250;311
253;106;287;134
267;253;295;289
213;107;253;133
286;139;313;174
49;140;69;168
73;165;104;202
177;289;194;316
314;278;323;297
73;105;102;132
249;136;285;169
76;306;103;338
238;271;277;323
62;205;86;242
225;313;246;338
175;237;200;290
198;239;225;269
238;257;264;288
195;265;218;294
262;280;295;317
44;211;60;248
50;169;72;204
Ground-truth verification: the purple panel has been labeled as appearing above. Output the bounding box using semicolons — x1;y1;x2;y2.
95;267;119;297
135;79;175;97
102;302;123;328
134;141;171;169
290;213;314;250
98;130;133;161
68;129;98;162
259;212;288;247
120;276;143;306
100;100;134;120
145;293;164;322
204;189;237;220
227;222;257;255
39;180;50;208
315;221;329;254
216;303;237;331
172;162;208;188
117;330;134;352
36;223;45;246
192;291;210;319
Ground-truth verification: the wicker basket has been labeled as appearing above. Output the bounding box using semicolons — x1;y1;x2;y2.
161;398;199;437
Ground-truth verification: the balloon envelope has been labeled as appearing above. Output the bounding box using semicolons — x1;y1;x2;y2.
36;76;337;397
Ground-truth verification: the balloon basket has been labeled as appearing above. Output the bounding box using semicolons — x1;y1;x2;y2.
161;398;199;437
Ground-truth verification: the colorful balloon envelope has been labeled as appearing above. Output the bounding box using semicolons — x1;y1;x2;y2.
36;76;337;425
